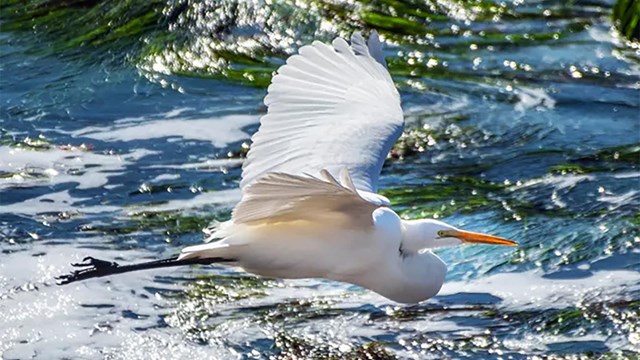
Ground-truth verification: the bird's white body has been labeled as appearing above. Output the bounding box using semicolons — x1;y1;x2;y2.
182;205;447;303
176;31;516;304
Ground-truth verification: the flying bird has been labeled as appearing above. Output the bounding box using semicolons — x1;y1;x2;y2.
57;31;516;303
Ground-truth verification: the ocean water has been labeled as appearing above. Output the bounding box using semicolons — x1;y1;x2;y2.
1;1;639;359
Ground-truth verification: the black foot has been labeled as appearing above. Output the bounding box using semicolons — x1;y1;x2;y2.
56;257;120;285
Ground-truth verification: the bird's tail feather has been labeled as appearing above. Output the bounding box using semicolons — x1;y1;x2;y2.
178;241;231;261
203;220;235;242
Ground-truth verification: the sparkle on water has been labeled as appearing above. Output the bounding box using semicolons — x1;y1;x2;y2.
1;0;639;359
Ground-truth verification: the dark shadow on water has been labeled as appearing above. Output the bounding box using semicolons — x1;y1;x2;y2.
546;340;609;354
435;292;503;305
544;253;640;280
590;252;640;272
121;309;149;320
79;303;115;309
542;268;593;279
441;315;497;328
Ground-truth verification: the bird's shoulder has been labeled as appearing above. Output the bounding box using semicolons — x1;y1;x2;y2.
372;207;403;237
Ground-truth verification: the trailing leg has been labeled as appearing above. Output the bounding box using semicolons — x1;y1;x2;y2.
56;255;233;285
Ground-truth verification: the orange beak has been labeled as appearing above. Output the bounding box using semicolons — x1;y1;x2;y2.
441;229;517;246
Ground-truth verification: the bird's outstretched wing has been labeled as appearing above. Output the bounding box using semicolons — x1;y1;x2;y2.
233;169;380;229
240;31;404;193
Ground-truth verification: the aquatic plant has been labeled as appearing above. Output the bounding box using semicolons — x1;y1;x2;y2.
0;0;624;87
613;0;640;41
80;210;218;237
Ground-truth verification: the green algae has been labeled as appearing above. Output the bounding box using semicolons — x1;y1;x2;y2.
163;279;640;359
159;273;277;344
0;132;52;151
163;273;277;310
80;210;218;236
381;176;501;219
0;131;97;154
549;164;605;175
273;332;396;359
547;144;640;176
0;0;167;61
181;274;274;303
590;144;640;164
0;0;617;88
613;0;640;41
508;298;640;341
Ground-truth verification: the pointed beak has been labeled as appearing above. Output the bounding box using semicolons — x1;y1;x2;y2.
441;229;517;246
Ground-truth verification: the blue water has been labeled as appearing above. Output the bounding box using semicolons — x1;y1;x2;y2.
1;3;639;359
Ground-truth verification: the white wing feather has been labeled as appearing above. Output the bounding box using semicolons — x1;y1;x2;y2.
240;31;403;193
233;170;379;228
179;169;381;260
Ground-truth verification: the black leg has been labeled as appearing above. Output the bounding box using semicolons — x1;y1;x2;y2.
56;255;233;285
71;256;119;269
56;256;124;285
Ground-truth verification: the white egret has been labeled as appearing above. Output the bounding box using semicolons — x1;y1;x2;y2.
57;31;516;304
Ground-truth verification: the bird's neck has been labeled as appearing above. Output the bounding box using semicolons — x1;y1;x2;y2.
401;219;461;253
400;219;437;253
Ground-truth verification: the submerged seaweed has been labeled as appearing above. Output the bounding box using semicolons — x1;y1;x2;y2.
613;0;640;41
1;0;633;87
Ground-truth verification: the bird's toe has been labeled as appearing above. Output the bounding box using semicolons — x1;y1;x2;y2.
71;257;118;269
54;273;75;285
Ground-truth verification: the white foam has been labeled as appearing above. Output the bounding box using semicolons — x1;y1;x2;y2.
72;114;257;148
514;173;595;191
0;146;157;190
439;267;640;308
612;171;640;179
0;245;199;359
515;87;555;112
145;158;244;171
151;173;181;182
0;190;119;215
598;190;639;209
126;188;242;213
2;241;639;358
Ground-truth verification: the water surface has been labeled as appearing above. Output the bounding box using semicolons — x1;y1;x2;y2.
1;1;639;358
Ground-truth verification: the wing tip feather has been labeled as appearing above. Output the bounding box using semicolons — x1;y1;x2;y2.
241;31;398;191
366;30;387;67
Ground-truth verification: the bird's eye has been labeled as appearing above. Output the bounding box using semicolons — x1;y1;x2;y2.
437;230;445;237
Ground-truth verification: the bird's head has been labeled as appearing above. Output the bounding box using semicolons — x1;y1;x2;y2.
402;219;517;252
